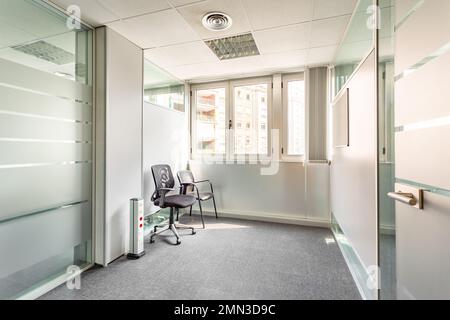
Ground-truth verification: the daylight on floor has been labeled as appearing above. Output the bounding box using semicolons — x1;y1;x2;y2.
1;0;450;309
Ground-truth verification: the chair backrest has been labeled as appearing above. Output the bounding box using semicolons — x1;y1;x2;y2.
177;170;195;184
177;170;195;193
151;165;175;200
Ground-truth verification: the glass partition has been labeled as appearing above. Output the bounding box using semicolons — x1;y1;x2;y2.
332;0;376;96
0;0;93;299
377;0;396;300
144;59;185;112
330;0;378;300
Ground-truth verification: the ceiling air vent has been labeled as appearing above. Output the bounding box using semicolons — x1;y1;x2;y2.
202;12;232;31
205;33;260;60
12;40;75;65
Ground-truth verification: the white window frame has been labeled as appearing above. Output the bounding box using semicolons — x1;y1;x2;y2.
230;77;273;159
190;77;273;161
282;73;306;162
190;81;229;160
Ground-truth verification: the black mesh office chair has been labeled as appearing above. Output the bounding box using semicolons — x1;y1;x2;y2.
150;165;197;245
177;170;218;229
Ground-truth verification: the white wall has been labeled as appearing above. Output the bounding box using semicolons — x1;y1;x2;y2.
189;161;330;225
143;102;189;214
95;27;143;265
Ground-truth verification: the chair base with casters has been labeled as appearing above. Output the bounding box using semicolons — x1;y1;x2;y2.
150;207;195;245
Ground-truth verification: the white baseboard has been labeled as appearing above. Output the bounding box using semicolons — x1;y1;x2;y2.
192;208;330;228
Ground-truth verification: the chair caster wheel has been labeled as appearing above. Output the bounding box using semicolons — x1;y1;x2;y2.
192;230;196;235
150;238;155;243
176;240;181;245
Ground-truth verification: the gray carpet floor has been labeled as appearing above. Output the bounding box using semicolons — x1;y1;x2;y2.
40;215;360;300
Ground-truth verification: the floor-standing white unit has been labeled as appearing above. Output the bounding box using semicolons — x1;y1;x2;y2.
127;198;145;259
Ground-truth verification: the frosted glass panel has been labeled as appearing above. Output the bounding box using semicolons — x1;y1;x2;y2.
0;163;92;221
0;58;92;103
0;203;91;299
0;141;92;165
0;0;93;299
0;113;92;141
0;85;92;121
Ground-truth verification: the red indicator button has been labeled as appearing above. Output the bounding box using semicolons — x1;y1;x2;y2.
139;224;143;228
139;217;143;221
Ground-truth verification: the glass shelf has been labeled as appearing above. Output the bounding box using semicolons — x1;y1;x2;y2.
143;208;171;236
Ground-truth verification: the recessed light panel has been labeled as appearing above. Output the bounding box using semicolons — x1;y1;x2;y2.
205;33;260;60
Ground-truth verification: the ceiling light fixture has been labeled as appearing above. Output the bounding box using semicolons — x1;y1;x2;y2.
205;33;260;60
202;12;232;31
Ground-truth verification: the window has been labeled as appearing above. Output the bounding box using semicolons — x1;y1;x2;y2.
283;74;305;160
233;81;270;156
191;77;272;159
193;86;226;155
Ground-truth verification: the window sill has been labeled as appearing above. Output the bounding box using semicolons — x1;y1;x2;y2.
189;158;307;164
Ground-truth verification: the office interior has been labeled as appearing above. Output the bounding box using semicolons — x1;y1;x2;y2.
0;0;449;301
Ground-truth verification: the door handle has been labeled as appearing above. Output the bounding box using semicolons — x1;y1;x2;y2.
387;192;417;206
387;183;424;210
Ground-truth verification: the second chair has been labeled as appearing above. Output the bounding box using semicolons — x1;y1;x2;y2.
177;170;218;229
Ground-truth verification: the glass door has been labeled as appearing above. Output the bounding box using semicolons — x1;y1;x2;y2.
387;0;450;299
0;0;93;299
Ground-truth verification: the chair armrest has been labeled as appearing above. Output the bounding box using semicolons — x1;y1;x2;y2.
194;180;210;184
180;182;195;186
154;187;174;207
158;187;175;192
193;180;214;193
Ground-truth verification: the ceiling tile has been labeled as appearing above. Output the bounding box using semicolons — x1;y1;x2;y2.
310;15;350;48
167;59;267;81
167;49;308;81
97;0;171;19
313;0;358;20
242;0;313;31
49;0;119;26
177;0;251;40
168;0;207;7
165;61;220;79
259;50;308;69
144;41;218;67
253;22;311;54
107;9;200;48
307;45;338;65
